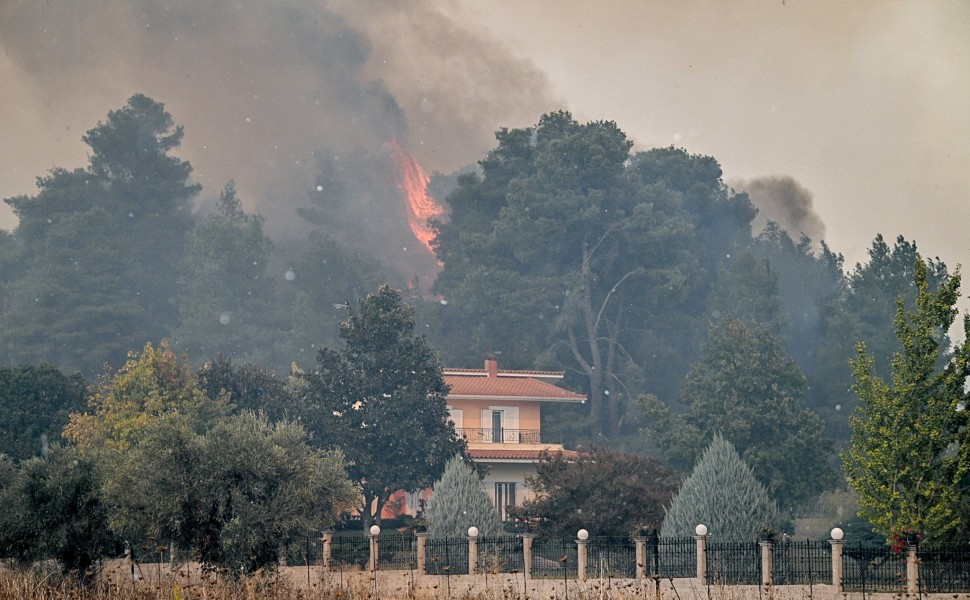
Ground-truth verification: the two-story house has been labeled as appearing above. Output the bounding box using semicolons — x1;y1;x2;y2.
441;357;586;520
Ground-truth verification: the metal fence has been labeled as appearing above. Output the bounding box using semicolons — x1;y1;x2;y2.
288;531;970;593
654;537;696;578
918;544;970;593
772;539;831;585
377;533;417;570
531;537;576;579
478;535;524;574
283;534;324;567
707;541;761;585
330;534;369;570
426;536;469;575
587;537;637;579
841;543;905;592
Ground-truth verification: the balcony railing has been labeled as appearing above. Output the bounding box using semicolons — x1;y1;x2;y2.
457;428;542;444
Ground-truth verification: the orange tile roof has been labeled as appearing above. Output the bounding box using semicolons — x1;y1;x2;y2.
444;372;586;402
467;448;579;461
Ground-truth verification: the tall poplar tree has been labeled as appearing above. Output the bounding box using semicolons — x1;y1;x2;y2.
842;259;970;541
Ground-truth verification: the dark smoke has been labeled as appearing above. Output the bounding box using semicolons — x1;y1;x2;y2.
0;0;557;282
732;176;826;244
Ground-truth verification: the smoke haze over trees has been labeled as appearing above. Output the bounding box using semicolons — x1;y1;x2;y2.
0;5;964;574
0;91;962;522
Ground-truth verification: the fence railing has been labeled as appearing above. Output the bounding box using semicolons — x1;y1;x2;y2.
587;537;636;579
376;533;417;571
841;542;905;592
918;543;970;593
708;541;761;585
655;537;696;578
426;536;469;575
330;534;369;570
456;428;542;444
294;530;970;592
772;539;831;586
478;535;523;574
531;536;576;579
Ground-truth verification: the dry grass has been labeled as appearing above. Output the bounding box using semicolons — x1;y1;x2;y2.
0;565;331;600
1;565;965;600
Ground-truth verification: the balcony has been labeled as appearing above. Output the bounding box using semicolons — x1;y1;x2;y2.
456;428;542;444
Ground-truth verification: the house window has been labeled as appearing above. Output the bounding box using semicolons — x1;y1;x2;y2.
480;407;518;443
491;410;503;443
447;406;463;429
494;482;517;521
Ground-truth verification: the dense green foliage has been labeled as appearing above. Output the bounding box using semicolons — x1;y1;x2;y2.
661;435;780;540
431;113;756;438
105;412;357;574
642;317;835;505
424;456;503;539
1;95;965;556
197;353;295;422
843;260;970;542
297;285;466;527
0;364;87;460
64;341;229;452
0;95;199;376
810;235;950;441
174;182;281;367
0;339;357;580
0;446;116;581
511;447;677;539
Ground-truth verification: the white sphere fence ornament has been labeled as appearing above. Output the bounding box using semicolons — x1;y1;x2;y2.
695;524;708;537
468;526;479;538
369;525;381;536
831;527;844;541
577;529;589;541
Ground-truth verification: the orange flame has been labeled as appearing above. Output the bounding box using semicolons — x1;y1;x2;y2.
387;139;444;254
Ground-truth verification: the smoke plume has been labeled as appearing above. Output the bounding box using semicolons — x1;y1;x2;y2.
0;0;558;284
732;176;826;244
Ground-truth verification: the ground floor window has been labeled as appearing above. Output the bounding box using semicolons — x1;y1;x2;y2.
494;482;517;521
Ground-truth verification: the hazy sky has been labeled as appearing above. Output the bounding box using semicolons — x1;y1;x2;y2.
1;0;968;274
457;1;970;272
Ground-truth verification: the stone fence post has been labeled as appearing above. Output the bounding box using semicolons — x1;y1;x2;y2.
415;531;428;575
694;524;708;584
759;539;773;587
368;525;380;572
521;533;534;578
468;527;479;575
576;529;589;581
906;540;919;594
321;532;333;571
635;533;648;579
829;528;844;592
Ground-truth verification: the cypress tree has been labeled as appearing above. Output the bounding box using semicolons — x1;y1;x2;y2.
424;456;503;538
661;434;780;540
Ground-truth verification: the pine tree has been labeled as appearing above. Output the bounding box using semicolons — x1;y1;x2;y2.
424;456;503;539
661;434;780;540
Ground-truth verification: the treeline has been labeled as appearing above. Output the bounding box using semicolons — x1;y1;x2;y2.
0;95;958;511
0;286;466;579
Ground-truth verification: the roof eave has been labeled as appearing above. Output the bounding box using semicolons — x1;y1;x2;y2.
448;394;586;403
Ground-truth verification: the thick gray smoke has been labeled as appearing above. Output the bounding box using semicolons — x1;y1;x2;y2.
0;0;557;283
732;176;826;244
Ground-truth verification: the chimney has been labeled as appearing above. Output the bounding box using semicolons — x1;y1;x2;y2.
485;357;498;378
